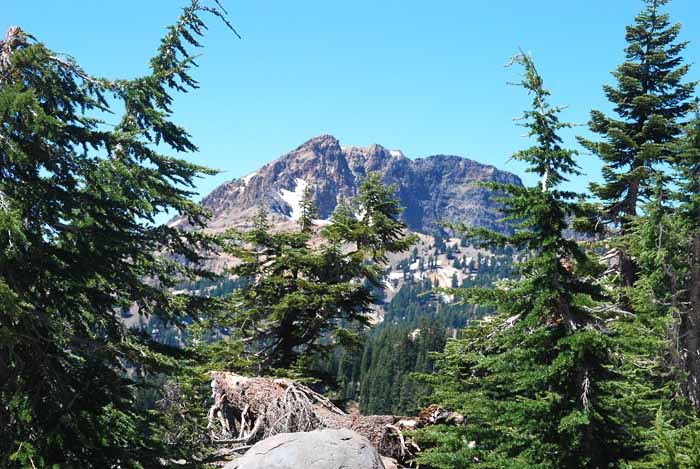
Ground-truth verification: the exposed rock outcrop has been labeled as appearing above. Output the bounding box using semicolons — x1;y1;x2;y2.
170;135;521;235
223;429;386;469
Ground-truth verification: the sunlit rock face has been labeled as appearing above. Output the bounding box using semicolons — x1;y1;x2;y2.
169;134;522;235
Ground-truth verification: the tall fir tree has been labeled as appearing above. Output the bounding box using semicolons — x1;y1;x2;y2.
632;103;700;412
0;3;235;467
672;103;700;409
298;184;319;233
323;173;418;264
417;52;648;468
578;0;694;287
211;175;416;374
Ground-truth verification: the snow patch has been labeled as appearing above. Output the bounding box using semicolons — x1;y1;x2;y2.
389;149;404;157
279;178;308;221
241;172;257;186
354;207;367;222
168;218;187;228
388;272;404;281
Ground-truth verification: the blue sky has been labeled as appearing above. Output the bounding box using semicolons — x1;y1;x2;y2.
5;1;699;211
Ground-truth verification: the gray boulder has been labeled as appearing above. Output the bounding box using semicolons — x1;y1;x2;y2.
224;428;385;469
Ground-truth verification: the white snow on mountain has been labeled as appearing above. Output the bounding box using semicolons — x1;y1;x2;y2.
241;172;257;186
167;218;187;228
388;272;405;281
279;178;308;221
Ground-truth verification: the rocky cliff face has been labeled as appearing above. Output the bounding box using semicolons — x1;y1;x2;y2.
169;135;521;235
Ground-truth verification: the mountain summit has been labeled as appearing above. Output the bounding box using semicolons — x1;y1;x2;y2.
170;135;521;234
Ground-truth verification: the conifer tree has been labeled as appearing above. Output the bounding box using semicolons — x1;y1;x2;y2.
632;103;700;410
0;3;234;467
214;176;415;373
417;52;644;468
632;409;700;468
298;184;319;233
578;0;694;287
324;173;418;264
671;104;700;409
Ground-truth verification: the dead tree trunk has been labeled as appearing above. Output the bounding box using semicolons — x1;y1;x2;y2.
685;232;700;408
1;27;26;75
207;372;464;464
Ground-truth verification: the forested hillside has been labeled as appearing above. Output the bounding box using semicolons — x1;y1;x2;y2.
3;0;700;468
319;246;513;416
136;236;515;417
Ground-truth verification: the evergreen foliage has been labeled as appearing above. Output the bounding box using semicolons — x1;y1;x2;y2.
629;103;700;412
631;409;700;468
669;104;700;409
298;184;319;233
417;52;645;468
210;174;416;373
357;319;446;416
0;3;234;467
323;173;418;264
578;0;695;287
3;0;700;467
321;249;511;415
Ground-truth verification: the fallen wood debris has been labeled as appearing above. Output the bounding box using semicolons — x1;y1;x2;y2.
208;372;464;464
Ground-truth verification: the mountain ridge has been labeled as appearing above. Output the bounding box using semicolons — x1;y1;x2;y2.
170;134;522;235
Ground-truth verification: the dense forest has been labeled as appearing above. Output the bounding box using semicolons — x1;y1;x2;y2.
2;0;700;467
319;251;511;416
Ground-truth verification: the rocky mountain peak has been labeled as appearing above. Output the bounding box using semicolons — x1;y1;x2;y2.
170;135;522;235
293;134;342;155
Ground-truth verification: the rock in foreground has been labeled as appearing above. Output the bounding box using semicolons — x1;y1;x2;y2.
224;428;385;469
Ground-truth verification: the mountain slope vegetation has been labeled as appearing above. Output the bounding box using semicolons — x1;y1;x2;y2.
3;0;700;467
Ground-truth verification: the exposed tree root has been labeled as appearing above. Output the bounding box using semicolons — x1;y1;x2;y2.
208;372;464;464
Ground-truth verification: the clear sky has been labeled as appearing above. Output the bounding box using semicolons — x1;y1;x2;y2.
5;1;699;211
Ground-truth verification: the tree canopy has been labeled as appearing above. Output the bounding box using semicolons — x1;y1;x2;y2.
0;2;234;467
